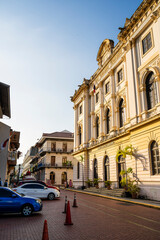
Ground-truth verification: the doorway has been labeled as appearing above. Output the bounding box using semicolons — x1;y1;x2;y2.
50;171;55;185
118;155;125;188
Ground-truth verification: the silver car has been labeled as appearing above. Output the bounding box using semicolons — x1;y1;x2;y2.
13;183;60;200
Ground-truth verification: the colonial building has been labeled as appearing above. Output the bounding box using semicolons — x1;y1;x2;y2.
7;130;20;184
30;130;74;186
22;146;38;175
0;82;11;182
71;0;160;200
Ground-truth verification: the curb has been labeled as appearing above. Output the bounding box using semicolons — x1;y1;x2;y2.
64;188;160;210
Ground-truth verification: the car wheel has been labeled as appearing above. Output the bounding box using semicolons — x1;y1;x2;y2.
48;193;55;200
21;204;33;216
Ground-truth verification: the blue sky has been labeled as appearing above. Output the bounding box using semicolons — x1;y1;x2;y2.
0;0;142;163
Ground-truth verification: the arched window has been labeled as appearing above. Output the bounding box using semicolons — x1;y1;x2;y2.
146;72;158;110
61;172;67;184
79;126;82;145
150;141;160;175
50;171;55;185
106;108;110;134
77;162;80;179
93;159;98;179
96;116;99;138
119;99;124;128
104;156;110;181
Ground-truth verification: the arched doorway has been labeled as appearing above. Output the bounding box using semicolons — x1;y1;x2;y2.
118;155;125;188
104;156;110;181
61;172;67;184
50;171;55;185
93;159;98;179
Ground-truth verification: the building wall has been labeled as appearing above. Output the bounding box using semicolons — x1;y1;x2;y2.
0;122;10;182
71;0;160;200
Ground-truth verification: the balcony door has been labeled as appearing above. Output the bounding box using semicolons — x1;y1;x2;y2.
51;156;55;166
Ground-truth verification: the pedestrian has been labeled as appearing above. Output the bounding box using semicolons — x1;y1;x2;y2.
0;178;3;187
69;179;72;188
4;179;8;187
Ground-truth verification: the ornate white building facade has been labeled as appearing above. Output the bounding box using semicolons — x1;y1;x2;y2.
71;0;160;200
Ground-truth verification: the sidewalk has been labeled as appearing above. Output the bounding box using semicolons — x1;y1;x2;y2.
64;187;160;210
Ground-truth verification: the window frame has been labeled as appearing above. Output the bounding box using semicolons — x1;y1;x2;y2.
141;29;154;57
105;82;110;95
150;141;160;175
117;69;123;84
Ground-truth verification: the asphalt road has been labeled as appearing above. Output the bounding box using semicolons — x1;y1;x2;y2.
0;189;160;240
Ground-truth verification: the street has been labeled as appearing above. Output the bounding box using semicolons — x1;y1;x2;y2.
0;189;160;240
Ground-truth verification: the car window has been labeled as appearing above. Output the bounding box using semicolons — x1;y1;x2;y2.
33;184;44;189
0;189;13;197
21;184;44;189
21;184;36;189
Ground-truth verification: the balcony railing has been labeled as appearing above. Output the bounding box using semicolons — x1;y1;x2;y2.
37;162;73;169
38;147;73;156
8;151;17;161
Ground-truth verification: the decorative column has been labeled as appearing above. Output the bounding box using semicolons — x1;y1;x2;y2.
83;94;88;147
74;105;78;150
132;39;142;121
90;92;95;141
99;81;104;139
109;70;116;133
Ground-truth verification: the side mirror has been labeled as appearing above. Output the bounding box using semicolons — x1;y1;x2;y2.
44;187;48;190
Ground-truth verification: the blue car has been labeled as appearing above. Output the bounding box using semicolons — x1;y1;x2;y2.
0;187;43;216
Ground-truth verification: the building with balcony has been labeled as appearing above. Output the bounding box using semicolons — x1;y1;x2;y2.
7;130;21;184
22;146;38;175
0;82;11;182
31;130;74;186
71;0;160;200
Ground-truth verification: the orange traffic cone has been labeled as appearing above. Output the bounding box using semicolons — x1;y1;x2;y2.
42;219;49;240
64;201;73;225
72;193;78;208
62;195;68;213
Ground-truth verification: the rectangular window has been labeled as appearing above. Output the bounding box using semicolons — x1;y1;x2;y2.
79;105;82;114
51;156;55;166
51;142;56;151
62;157;67;165
63;143;67;152
117;69;123;83
96;92;99;103
105;82;110;94
142;32;152;55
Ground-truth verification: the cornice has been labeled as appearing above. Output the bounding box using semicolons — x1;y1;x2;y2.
118;0;157;42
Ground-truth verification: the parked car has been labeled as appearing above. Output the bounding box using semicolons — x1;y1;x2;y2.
17;180;60;192
0;187;42;216
13;183;60;200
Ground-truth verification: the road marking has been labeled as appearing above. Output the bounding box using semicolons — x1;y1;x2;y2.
77;196;160;225
78;201;160;233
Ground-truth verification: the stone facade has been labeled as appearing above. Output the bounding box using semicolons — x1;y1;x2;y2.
31;130;74;186
71;0;160;200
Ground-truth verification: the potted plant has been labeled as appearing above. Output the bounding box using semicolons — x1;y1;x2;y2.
85;179;92;188
93;178;101;188
127;180;140;199
104;180;112;190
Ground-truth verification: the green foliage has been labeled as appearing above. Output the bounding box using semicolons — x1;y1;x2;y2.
120;167;133;189
85;179;93;187
127;180;140;195
104;180;112;187
93;178;101;185
120;178;127;188
116;145;134;162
